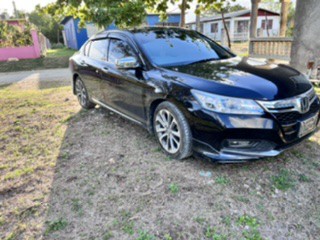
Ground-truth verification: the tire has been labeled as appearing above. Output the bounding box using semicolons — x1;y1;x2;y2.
75;77;95;109
153;101;193;160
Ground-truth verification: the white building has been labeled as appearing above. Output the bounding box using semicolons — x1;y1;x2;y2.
187;8;280;41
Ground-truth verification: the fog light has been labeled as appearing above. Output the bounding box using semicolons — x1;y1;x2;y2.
225;140;256;148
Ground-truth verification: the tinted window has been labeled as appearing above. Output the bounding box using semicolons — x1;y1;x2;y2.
89;39;108;61
133;29;234;67
108;39;136;64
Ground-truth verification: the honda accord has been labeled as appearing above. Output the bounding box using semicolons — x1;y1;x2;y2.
69;27;320;162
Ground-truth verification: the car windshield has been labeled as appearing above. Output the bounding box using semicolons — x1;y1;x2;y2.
133;28;235;67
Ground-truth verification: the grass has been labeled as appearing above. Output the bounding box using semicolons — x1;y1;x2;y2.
271;169;295;191
315;86;320;95
1;77;319;239
215;176;229;185
45;219;68;235
47;48;76;58
0;83;80;239
0;47;76;72
168;183;180;194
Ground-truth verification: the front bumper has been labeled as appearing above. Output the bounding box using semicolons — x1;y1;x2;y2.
188;98;320;162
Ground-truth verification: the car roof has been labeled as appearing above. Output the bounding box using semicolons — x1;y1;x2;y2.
89;27;191;41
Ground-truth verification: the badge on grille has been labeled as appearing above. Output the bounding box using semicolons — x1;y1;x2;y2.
299;97;310;113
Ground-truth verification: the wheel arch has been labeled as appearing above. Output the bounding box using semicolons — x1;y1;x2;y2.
72;73;79;95
147;96;190;134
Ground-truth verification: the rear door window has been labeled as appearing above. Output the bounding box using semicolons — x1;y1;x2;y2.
88;39;109;61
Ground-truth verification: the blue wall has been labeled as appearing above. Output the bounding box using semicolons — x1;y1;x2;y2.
74;19;89;50
63;18;78;50
62;18;88;50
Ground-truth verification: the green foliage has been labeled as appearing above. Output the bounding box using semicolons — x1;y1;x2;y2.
237;215;263;240
215;176;229;185
0;21;33;47
29;5;63;44
136;230;156;240
168;183;179;194
271;169;295;191
45;219;68;234
48;0;147;29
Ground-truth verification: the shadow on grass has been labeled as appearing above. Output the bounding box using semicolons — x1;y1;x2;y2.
42;102;320;239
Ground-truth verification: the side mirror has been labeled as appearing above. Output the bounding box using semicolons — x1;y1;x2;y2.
115;57;139;69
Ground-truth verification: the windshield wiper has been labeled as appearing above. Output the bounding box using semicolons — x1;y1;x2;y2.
185;57;220;66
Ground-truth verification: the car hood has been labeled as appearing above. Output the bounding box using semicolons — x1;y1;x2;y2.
162;57;312;101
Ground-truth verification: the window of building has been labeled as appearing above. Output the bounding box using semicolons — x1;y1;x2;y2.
261;19;273;29
236;20;249;33
88;39;108;61
108;39;136;64
211;23;218;33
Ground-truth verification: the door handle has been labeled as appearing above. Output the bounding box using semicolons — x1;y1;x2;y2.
101;67;109;73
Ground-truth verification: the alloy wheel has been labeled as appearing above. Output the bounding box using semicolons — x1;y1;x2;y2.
75;80;87;107
155;109;181;154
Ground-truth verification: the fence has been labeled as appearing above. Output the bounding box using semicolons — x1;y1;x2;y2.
249;37;293;60
0;30;47;62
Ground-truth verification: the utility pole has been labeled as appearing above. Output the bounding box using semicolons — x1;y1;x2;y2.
12;1;18;18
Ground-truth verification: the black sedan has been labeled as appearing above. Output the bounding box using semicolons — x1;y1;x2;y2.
69;27;320;162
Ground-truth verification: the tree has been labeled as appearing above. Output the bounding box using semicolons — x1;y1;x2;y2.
249;0;260;38
290;0;320;74
203;3;246;15
198;0;236;48
0;21;33;47
145;0;194;27
29;5;62;44
49;0;147;29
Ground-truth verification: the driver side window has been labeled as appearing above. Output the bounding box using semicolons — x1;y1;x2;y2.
108;39;136;64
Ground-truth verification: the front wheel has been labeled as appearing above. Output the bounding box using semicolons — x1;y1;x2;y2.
153;101;193;160
75;77;95;109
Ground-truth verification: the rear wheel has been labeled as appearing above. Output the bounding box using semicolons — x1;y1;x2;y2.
153;101;192;160
75;77;95;109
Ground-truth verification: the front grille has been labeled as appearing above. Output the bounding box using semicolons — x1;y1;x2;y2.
272;99;320;141
274;100;319;125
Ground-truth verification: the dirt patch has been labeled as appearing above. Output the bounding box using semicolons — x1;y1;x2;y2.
0;81;320;240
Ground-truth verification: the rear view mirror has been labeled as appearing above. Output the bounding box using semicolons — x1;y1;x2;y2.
115;57;139;69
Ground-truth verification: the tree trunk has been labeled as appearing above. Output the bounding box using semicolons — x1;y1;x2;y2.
290;0;320;74
265;12;269;37
221;11;231;48
195;4;201;32
280;0;291;37
180;0;187;27
250;0;260;38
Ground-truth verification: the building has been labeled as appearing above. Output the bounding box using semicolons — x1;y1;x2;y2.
187;8;280;41
60;17;88;50
60;13;181;50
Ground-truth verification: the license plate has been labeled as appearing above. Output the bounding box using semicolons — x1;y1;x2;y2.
298;114;318;138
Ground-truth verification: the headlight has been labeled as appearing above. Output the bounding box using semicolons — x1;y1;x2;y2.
191;89;264;115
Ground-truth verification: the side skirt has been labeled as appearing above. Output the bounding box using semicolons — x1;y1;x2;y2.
91;98;144;127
